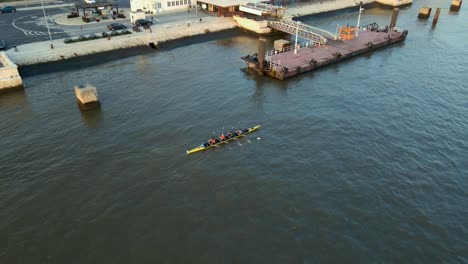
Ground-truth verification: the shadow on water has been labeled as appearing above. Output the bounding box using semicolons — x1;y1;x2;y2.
147;28;244;50
19;47;154;78
19;28;245;78
241;67;290;92
80;107;103;128
0;89;29;108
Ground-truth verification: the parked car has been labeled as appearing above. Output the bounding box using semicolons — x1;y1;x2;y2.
0;40;6;50
107;23;126;31
134;19;153;27
0;6;16;13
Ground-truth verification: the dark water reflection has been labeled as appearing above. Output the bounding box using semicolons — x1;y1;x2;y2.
1;1;467;263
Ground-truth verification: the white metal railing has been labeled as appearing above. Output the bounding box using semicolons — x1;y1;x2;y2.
269;21;327;44
270;20;338;42
265;42;310;61
267;60;281;71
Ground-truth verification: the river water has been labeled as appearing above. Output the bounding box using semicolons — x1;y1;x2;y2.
1;1;467;262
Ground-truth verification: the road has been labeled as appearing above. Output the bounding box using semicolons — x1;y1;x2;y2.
0;2;211;48
1;8;69;46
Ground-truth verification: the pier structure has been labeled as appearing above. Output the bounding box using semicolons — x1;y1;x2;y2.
242;21;408;80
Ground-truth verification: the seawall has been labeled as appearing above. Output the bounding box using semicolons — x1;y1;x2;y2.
6;17;238;66
0;52;23;92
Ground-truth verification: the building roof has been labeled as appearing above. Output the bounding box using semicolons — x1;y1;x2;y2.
197;0;250;8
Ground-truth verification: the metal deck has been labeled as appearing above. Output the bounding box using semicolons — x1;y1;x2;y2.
244;29;408;80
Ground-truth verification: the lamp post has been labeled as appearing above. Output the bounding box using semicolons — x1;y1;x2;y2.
294;20;300;54
40;0;53;47
195;0;198;21
356;1;364;37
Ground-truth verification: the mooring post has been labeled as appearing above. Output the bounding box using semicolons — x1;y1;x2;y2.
432;8;441;26
389;8;399;29
450;0;462;11
258;37;266;74
418;7;432;19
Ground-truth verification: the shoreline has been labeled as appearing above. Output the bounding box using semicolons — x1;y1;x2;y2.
6;0;411;73
6;16;238;67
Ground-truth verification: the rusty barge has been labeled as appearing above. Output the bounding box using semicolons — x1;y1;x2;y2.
241;8;408;80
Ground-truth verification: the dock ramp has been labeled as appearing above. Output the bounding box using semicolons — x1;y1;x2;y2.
269;20;338;44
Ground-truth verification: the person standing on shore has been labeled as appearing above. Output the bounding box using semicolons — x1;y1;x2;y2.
187;5;191;12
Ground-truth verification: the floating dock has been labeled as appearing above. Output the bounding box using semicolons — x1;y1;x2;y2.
242;23;408;80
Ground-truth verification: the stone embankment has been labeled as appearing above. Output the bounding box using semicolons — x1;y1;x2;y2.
0;52;23;92
5;17;237;66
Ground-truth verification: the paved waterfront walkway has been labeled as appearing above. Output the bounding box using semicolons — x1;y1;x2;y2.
5;16;238;65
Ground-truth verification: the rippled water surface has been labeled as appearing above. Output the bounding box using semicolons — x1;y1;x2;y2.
1;1;467;262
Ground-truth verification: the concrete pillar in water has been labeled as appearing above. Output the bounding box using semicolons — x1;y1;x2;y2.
258;37;266;74
432;8;441;26
389;8;399;29
418;7;432;19
450;0;462;11
75;84;100;110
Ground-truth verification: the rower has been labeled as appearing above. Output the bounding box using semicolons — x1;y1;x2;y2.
227;132;234;138
208;138;216;145
218;133;227;141
236;129;243;136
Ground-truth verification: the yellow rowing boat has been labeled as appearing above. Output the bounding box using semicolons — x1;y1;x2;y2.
186;125;261;154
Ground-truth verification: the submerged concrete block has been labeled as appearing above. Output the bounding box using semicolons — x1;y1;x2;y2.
75;84;100;110
0;52;23;93
418;7;432;19
450;0;462;11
